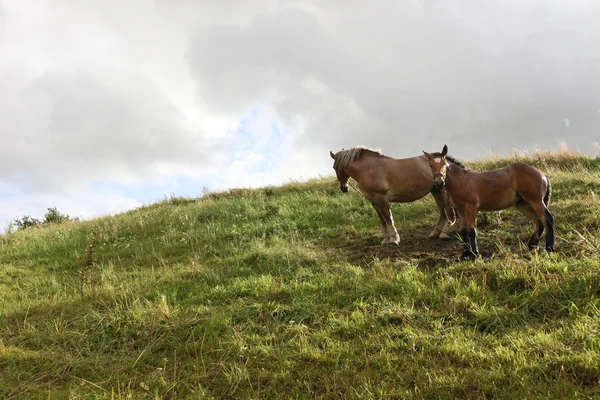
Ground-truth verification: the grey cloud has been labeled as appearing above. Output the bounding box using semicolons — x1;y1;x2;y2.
1;68;222;192
187;1;600;158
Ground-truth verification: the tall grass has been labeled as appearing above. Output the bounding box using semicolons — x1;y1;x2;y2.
1;149;600;399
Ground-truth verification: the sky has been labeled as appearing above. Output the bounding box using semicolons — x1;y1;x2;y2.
1;0;599;229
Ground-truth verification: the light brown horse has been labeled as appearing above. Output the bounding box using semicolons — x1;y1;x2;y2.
330;146;455;244
423;145;555;260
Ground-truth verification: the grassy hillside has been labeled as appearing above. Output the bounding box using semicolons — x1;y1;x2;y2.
1;150;600;399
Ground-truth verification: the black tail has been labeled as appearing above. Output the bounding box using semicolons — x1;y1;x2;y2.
543;176;555;252
543;177;552;207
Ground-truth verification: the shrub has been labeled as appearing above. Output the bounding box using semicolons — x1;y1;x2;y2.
8;207;73;232
12;215;42;231
43;206;71;225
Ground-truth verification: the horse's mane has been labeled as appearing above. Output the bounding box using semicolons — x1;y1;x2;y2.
430;152;470;171
333;146;382;170
446;155;469;171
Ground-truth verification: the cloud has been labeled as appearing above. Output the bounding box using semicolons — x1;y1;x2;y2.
1;66;223;192
187;0;600;158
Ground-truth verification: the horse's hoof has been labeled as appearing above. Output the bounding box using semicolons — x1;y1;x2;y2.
546;246;555;252
460;251;476;261
388;241;399;246
438;232;451;240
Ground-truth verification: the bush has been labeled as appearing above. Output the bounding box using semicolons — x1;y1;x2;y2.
43;207;70;225
12;215;42;231
8;207;73;232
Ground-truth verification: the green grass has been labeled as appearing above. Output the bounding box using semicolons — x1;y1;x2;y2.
1;150;600;399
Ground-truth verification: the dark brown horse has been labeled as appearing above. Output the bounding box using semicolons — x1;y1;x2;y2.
330;146;455;244
423;145;555;260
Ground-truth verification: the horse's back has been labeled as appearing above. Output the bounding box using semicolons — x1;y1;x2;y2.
385;156;434;201
478;163;545;187
351;154;433;202
458;162;547;210
507;162;543;175
507;162;548;197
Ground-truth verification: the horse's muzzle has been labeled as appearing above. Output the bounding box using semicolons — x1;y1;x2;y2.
340;184;349;193
433;175;445;190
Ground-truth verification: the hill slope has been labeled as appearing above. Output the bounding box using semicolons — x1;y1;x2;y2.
1;151;600;399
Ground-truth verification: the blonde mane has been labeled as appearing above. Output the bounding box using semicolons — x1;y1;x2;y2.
333;146;382;170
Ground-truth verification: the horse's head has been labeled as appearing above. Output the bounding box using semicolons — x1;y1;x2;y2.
330;150;349;193
423;145;449;190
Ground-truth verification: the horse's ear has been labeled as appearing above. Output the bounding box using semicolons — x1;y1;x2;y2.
441;145;448;156
330;151;336;160
422;150;432;159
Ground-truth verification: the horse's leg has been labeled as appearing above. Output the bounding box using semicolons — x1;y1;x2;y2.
525;200;555;252
370;200;391;243
371;198;399;245
387;204;400;244
461;204;479;260
515;200;544;250
429;190;453;239
428;191;445;238
454;208;471;260
379;198;399;245
440;218;455;240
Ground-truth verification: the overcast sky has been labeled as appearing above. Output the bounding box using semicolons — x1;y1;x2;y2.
1;0;599;229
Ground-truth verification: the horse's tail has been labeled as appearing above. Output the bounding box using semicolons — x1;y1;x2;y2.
543;176;552;207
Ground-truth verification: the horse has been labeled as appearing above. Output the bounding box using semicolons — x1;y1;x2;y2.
423;145;555;260
330;146;455;245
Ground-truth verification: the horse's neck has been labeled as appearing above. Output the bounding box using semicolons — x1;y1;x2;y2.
347;153;382;175
446;164;466;189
